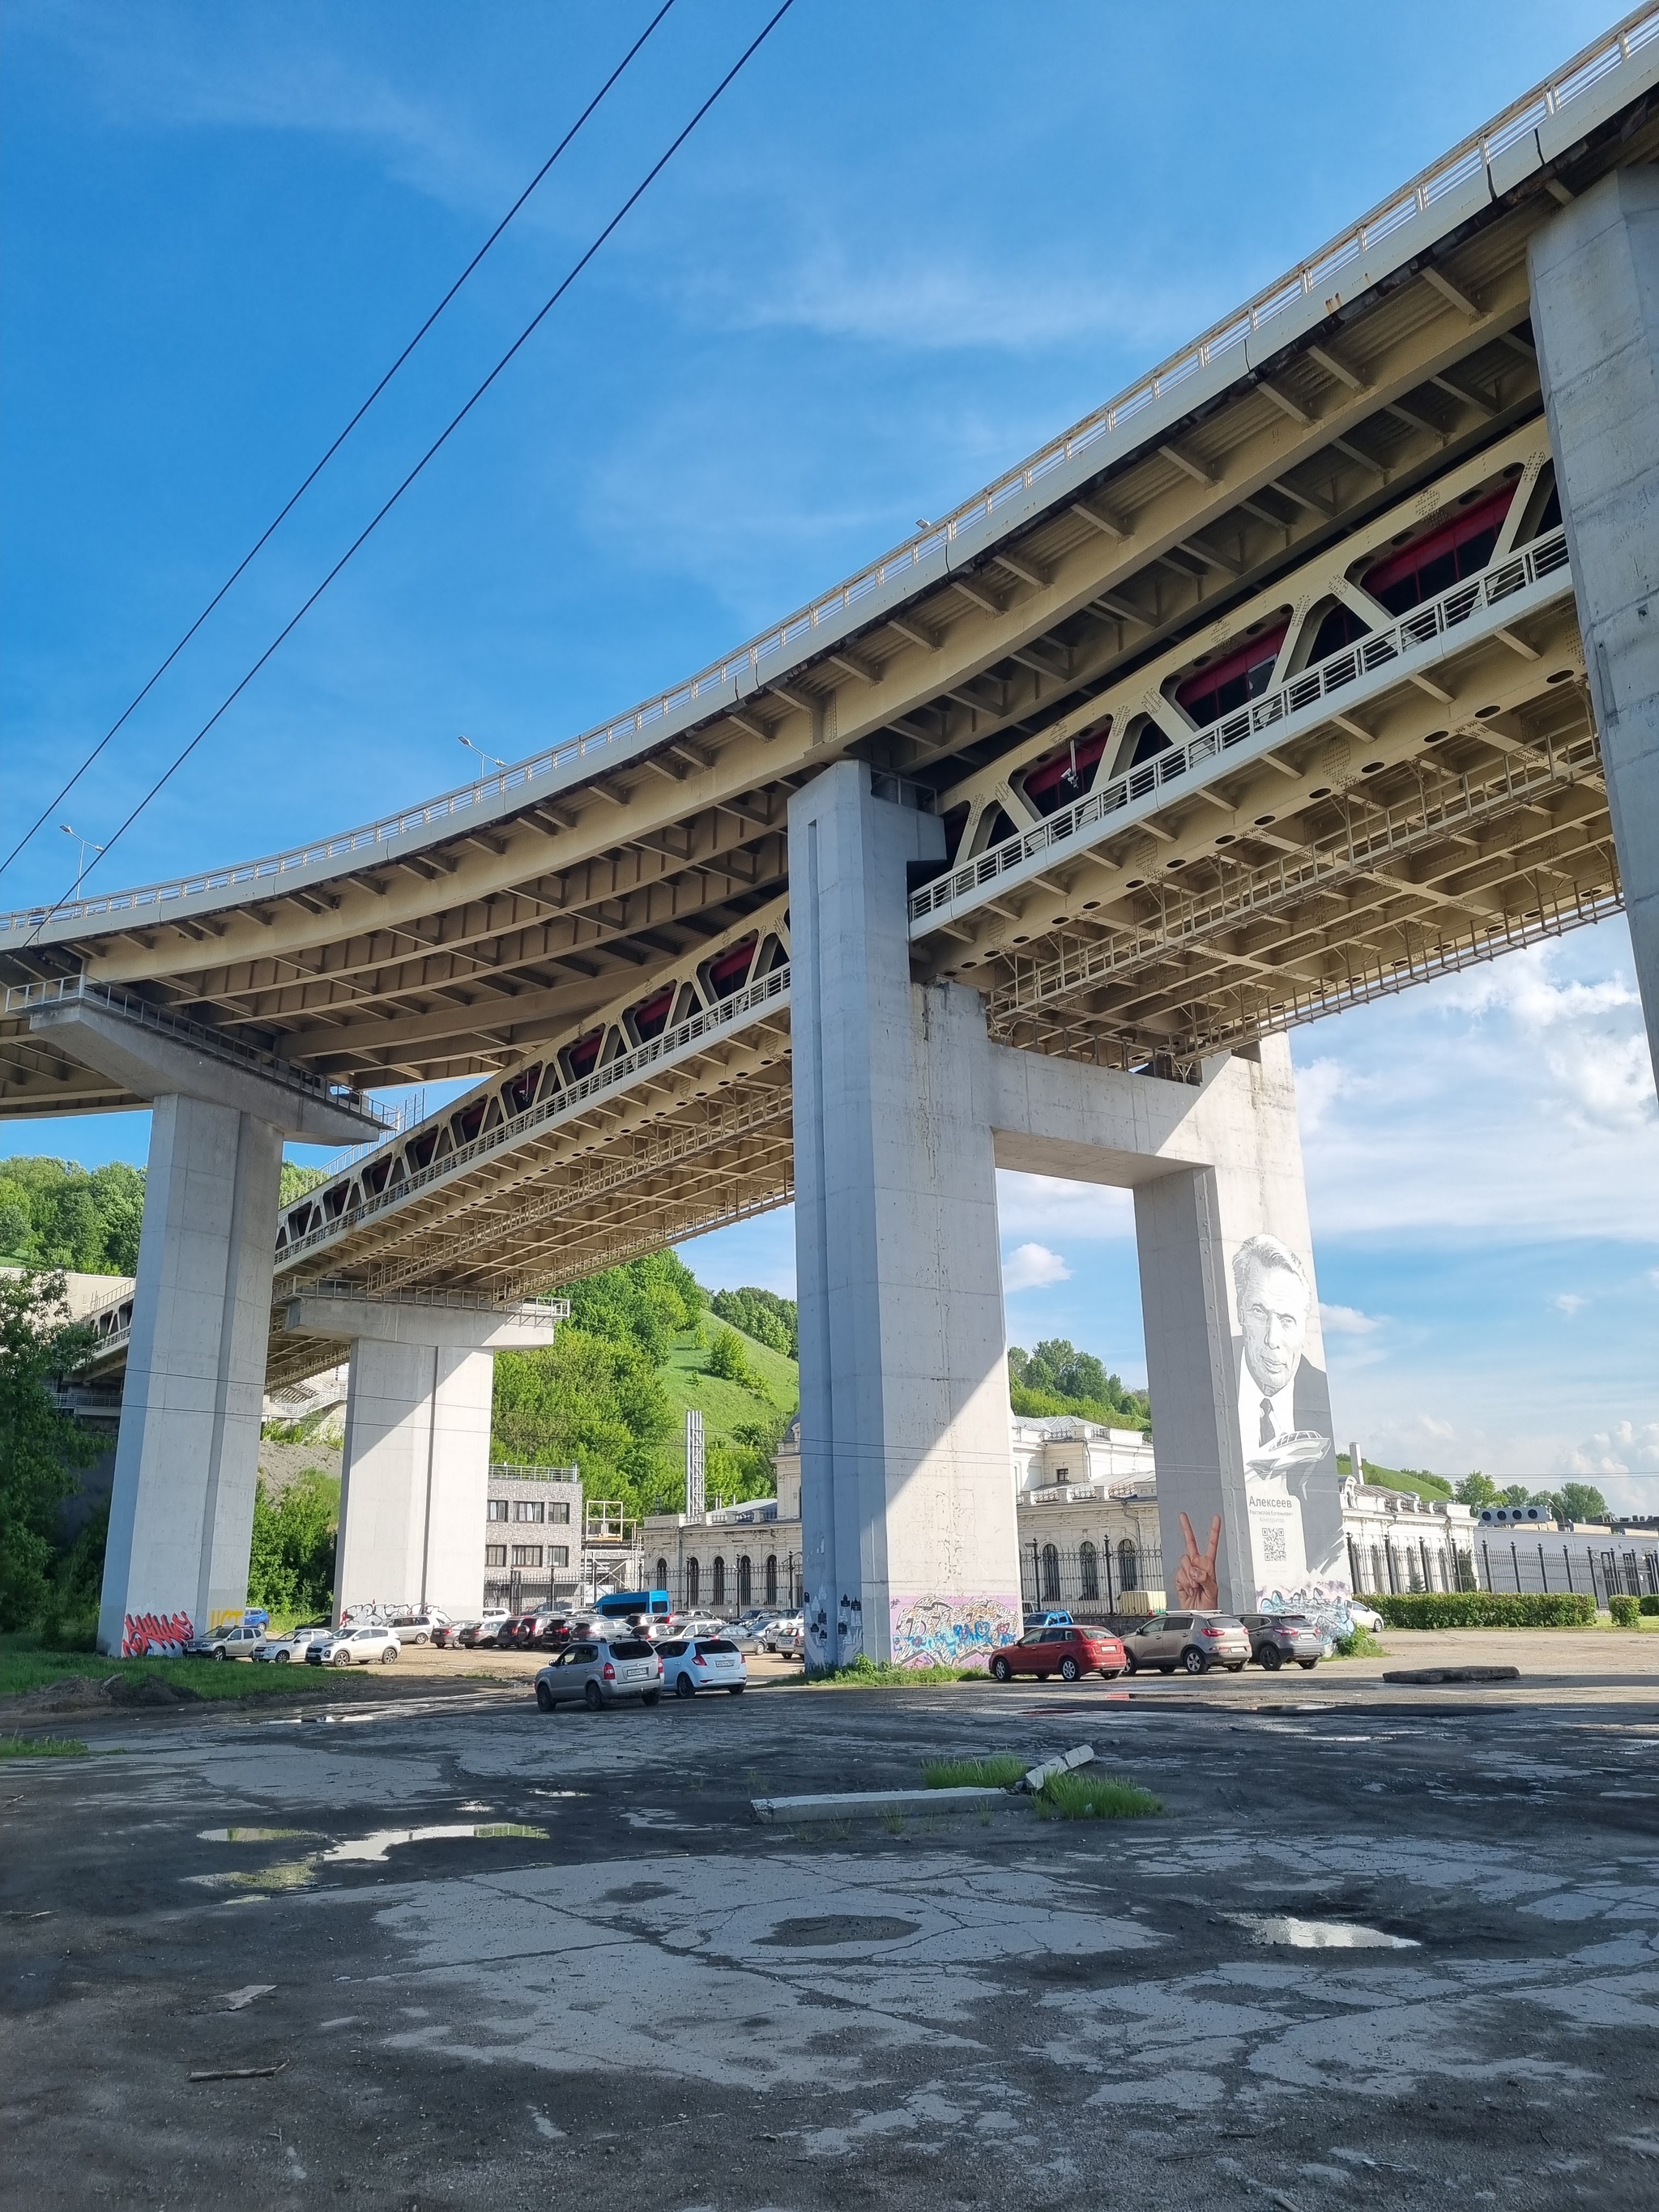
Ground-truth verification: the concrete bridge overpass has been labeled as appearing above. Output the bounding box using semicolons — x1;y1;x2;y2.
6;14;1658;1659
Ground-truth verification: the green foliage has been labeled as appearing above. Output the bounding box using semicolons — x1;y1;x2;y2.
706;1325;769;1395
560;1251;706;1365
1642;1594;1659;1618
0;1272;102;1631
922;1754;1027;1789
1008;1340;1149;1429
1330;1626;1385;1659
1337;1455;1454;1501
808;1653;979;1687
1549;1481;1610;1524
279;1161;331;1206
0;1734;89;1758
1455;1473;1500;1507
709;1285;797;1358
0;1643;381;1703
493;1326;676;1515
1034;1772;1162;1821
0;1157;146;1274
1361;1590;1597;1628
1610;1595;1641;1628
246;1473;339;1617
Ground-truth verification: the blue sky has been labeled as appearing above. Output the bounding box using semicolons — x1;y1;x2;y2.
4;2;1654;1499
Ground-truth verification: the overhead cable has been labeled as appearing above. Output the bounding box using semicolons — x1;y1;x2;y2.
0;0;680;885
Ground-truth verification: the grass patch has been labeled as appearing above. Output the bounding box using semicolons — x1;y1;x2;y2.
1034;1772;1162;1822
922;1754;1028;1790
808;1654;979;1690
0;1642;382;1705
0;1733;88;1758
1330;1628;1387;1660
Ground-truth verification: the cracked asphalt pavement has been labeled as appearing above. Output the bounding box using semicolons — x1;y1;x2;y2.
3;1673;1657;2209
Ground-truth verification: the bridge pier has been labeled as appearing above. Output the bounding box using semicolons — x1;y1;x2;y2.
788;763;1022;1672
21;987;381;1658
282;1289;563;1625
1531;165;1659;1077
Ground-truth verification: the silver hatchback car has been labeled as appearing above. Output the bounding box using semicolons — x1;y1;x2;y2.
534;1637;662;1713
1120;1611;1252;1675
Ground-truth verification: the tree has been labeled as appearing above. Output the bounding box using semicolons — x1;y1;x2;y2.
0;1157;147;1274
493;1327;676;1515
1455;1473;1500;1507
1007;1340;1150;1429
709;1286;797;1358
246;1473;339;1616
0;1272;100;1629
707;1326;767;1394
561;1251;706;1365
1548;1481;1610;1525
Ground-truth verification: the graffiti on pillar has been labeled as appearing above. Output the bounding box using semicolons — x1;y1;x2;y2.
1229;1231;1350;1638
889;1592;1021;1670
836;1591;864;1664
122;1610;194;1656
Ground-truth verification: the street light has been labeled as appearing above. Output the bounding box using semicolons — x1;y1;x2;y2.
60;823;106;898
458;734;508;776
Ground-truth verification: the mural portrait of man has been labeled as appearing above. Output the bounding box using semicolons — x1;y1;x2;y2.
1232;1232;1333;1502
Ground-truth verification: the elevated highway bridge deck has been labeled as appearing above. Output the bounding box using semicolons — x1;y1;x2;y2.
5;15;1656;1399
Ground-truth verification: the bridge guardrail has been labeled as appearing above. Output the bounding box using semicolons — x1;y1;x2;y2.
275;964;792;1272
3;11;1648;943
908;526;1573;927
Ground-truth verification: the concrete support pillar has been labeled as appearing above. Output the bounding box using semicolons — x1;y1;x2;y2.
987;1036;1341;1625
1530;168;1659;1075
1130;1042;1339;1619
98;1097;283;1656
788;762;1021;1671
281;1289;563;1627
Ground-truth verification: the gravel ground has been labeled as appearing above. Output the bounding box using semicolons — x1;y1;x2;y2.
2;1655;1657;2210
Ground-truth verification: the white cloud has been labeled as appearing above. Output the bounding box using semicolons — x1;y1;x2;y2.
1418;1414;1456;1441
1001;1242;1072;1294
1565;1421;1659;1477
1551;1293;1587;1317
1320;1302;1381;1336
996;1173;1135;1242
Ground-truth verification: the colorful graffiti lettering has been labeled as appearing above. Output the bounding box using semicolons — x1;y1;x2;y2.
122;1610;194;1657
889;1592;1021;1670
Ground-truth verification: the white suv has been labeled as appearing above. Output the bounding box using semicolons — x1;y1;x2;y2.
309;1626;401;1667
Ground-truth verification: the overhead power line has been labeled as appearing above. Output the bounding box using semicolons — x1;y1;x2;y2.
1;0;681;887
27;0;799;945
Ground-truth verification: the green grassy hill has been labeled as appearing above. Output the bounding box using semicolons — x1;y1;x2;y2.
659;1324;799;1474
1336;1453;1453;1502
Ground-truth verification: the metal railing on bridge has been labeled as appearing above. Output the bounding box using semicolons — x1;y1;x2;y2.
910;526;1573;928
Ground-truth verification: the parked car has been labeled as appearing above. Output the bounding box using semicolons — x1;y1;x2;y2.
253;1622;331;1664
1238;1611;1324;1671
186;1623;264;1661
761;1614;804;1654
390;1610;447;1646
430;1620;468;1649
456;1612;510;1648
531;1613;574;1650
728;1609;787;1652
658;1636;748;1698
309;1626;401;1667
1022;1609;1075;1630
1120;1612;1251;1675
497;1613;540;1650
669;1613;728;1641
533;1637;662;1713
1346;1600;1384;1634
988;1623;1126;1683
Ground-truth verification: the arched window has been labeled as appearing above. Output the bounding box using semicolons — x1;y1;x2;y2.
686;1558;700;1607
1079;1541;1099;1600
737;1556;752;1608
655;1557;668;1592
712;1556;727;1607
765;1554;778;1604
1117;1539;1139;1592
1041;1544;1060;1603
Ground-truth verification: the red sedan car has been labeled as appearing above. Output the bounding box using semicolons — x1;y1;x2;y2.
988;1623;1127;1683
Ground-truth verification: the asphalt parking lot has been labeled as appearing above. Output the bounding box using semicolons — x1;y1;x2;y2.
4;1664;1657;2211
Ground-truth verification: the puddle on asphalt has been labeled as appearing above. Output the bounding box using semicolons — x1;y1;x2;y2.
319;1823;548;1864
761;1915;923;1947
1224;1912;1418;1950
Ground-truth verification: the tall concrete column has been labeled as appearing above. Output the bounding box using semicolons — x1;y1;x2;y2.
788;761;1021;1672
988;1036;1340;1624
98;1096;283;1656
28;987;384;1658
282;1289;563;1624
1530;167;1659;1075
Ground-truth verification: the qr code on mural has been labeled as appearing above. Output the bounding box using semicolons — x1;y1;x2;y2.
1261;1526;1287;1563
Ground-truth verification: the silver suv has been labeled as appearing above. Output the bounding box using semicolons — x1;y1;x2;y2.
1120;1611;1251;1675
534;1637;662;1713
1238;1611;1324;1671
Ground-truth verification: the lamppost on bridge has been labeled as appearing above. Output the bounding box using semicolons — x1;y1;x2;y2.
457;735;508;778
59;822;105;900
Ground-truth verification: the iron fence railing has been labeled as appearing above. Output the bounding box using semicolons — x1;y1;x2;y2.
911;527;1572;927
1021;1540;1166;1616
6;7;1650;944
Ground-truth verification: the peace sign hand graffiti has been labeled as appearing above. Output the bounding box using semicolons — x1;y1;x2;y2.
1175;1512;1222;1610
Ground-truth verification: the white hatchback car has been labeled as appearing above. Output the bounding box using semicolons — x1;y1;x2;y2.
309;1626;401;1667
253;1621;331;1664
657;1635;748;1698
761;1614;804;1654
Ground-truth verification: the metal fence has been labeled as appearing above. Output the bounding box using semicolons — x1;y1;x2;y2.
1019;1540;1166;1617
